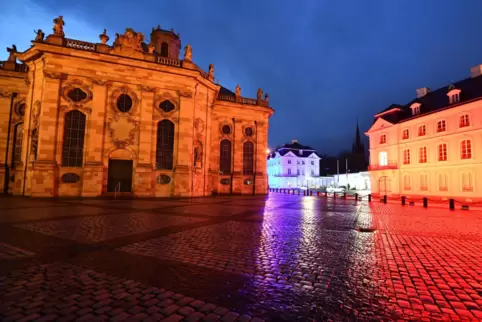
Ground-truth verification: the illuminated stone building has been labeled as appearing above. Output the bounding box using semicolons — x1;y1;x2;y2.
366;66;482;201
0;17;273;197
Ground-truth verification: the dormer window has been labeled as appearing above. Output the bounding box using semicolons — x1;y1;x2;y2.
447;87;461;105
380;134;387;144
410;103;421;116
402;129;409;140
299;150;303;155
459;114;470;128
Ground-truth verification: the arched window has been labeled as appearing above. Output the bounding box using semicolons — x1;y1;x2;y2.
219;139;232;174
62;110;86;167
243;141;254;175
11;122;23;168
156;120;175;169
160;42;169;57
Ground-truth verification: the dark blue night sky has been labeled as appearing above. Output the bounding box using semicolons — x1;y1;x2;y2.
3;0;482;155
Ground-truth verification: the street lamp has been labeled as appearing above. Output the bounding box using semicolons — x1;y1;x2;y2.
266;148;271;154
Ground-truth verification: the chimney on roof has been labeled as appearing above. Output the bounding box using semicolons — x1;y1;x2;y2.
416;87;429;98
292;139;298;144
470;64;482;78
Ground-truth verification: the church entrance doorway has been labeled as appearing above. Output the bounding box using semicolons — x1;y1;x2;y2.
107;159;133;192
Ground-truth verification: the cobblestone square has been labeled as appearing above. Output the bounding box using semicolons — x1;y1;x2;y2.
1;194;482;321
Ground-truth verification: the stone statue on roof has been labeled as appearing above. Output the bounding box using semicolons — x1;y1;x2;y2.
208;64;214;79
6;45;17;62
53;16;65;37
257;88;263;101
34;29;45;42
184;44;192;61
235;84;241;97
264;93;269;104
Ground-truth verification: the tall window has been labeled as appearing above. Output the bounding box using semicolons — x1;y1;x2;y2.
439;173;448;191
403;175;411;190
462;172;473;192
438;143;447;161
288;160;291;164
420;174;428;191
419;147;427;163
449;93;460;104
379;151;388;166
418;125;426;136
219;139;232;174
160;42;169;57
156;120;174;169
459;114;470;128
297;169;300;175
461;140;472;159
403;149;410;164
12;123;24;167
62;110;86;167
402;129;409;140
437;120;446;132
288;168;291;175
242;141;254;175
380;134;387;144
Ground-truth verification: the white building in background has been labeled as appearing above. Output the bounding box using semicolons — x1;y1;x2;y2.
333;171;371;191
267;140;332;188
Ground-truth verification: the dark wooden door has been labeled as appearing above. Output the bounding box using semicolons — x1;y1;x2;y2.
107;159;133;192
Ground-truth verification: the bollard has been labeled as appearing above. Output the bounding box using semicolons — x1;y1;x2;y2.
317;191;320;197
354;193;358;203
401;196;406;206
368;194;372;202
324;191;328;198
310;191;313;196
298;190;300;195
343;192;347;200
333;192;337;199
449;199;455;210
383;195;387;204
423;197;428;208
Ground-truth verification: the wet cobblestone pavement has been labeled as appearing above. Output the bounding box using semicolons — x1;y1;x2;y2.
1;194;482;321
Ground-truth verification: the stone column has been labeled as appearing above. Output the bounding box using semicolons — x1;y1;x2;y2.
30;72;63;197
173;88;194;197
0;93;12;191
231;119;243;194
135;86;155;197
82;80;107;197
255;121;268;194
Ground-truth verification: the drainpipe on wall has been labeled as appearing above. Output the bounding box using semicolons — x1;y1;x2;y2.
230;117;235;194
3;92;17;194
252;120;258;195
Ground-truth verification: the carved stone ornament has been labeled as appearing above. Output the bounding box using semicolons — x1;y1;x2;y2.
0;91;10;98
178;89;193;98
235;84;241;97
111;28;145;57
107;114;140;148
61;80;93;106
242;124;256;138
153;94;178;119
6;45;17;62
219;122;233;136
92;79;108;86
24;75;31;86
110;87;138;115
137;84;156;92
34;29;45;42
60;104;92;115
184;44;192;61
194;118;205;134
32;100;41;125
43;71;67;80
99;29;109;44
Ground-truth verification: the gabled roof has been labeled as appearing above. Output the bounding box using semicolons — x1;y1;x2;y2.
374;73;482;124
268;141;321;159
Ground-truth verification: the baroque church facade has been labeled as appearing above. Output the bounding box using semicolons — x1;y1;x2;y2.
0;17;273;197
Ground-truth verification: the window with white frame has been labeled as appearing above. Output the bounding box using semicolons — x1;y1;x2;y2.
459;114;470;128
403;149;410;164
438;173;448;191
420;173;428;191
411;104;421;115
461;139;472;159
437;120;446;132
449;92;460;104
418;125;426;136
461;172;473;192
379;151;388;166
438;143;447;161
402;129;409;140
419;146;427;163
